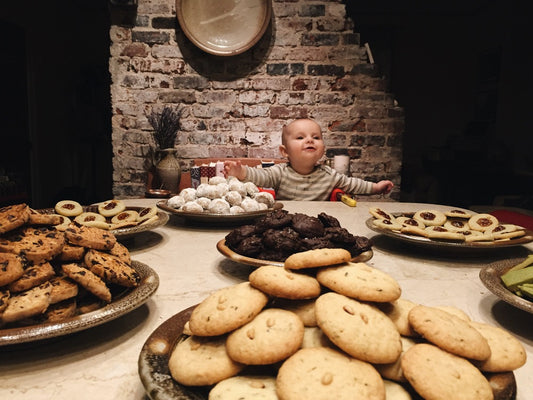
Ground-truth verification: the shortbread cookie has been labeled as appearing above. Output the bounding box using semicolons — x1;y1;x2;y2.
0;226;66;264
249;265;321;300
489;224;518;235
74;212;106;225
58;243;86;261
54;215;71;231
61;263;111;302
470;321;527;372
273;298;317;327
28;209;62;225
2;282;52;324
395;216;424;229
284;248;352;270
493;230;526;240
401;343;493;400
468;213;499;232
168;335;244;386
0;203;30;234
65;222;117;250
301;326;333;348
400;225;429;238
317;262;401;303
97;199;126;217
369;207;394;220
0;253;25;286
377;298;419;337
54;200;83;217
276;347;386;400
111;210;139;224
45;298;77;322
209;375;277;400
226;308;304;365
8;262;55;292
374;336;418;383
48;275;79;304
108;241;131;265
84;249;140;287
424;226;465;241
81;220;112;230
412;210;447;226
443;219;469;232
373;218;403;231
383;379;413;400
407;305;491;361
188;282;269;336
315;292;402;364
463;230;493;242
137;206;158;222
444;209;472;219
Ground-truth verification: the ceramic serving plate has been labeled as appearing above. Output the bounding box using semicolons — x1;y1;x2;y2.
216;239;373;268
176;0;272;56
157;199;282;224
0;261;159;346
479;257;533;314
138;305;516;400
40;206;169;239
366;216;533;250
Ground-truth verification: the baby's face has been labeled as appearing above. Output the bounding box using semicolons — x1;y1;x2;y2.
281;119;325;166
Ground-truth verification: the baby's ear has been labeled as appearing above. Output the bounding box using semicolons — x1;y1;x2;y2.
279;145;288;157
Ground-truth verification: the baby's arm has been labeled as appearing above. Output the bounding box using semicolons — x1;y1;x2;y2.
224;160;247;180
372;180;394;195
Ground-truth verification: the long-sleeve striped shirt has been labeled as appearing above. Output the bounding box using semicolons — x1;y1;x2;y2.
244;163;374;201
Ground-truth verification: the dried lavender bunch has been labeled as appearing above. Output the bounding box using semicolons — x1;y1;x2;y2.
148;106;182;149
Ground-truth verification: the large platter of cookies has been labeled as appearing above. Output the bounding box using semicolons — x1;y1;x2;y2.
139;248;521;400
366;207;533;249
0;203;159;345
45;199;169;239
480;256;533;314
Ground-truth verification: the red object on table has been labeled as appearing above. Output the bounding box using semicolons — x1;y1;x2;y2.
489;209;533;231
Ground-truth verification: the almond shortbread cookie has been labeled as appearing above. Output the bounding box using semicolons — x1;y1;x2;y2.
84;249;140;287
301;326;334;349
315;292;402;364
317;262;401;303
61;263;111;303
0;203;30;234
276;347;386;400
188;282;269;336
377;298;419;337
284;248;352;270
2;281;52;324
168;335;244;386
401;343;493;400
272;298;317;327
374;336;418;383
0;253;25;286
249;265;321;300
407;305;491;361
226;308;304;365
209;375;278;400
65;222;116;251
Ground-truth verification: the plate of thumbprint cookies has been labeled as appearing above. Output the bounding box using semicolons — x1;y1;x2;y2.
366;207;533;250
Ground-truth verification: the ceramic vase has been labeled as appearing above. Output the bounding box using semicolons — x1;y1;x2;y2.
155;148;181;194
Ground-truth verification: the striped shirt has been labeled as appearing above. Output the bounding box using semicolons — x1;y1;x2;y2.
244;163;374;201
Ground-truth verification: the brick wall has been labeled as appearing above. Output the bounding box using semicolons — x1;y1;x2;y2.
109;0;404;200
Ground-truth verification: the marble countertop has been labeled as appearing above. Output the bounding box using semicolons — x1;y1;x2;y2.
1;200;532;399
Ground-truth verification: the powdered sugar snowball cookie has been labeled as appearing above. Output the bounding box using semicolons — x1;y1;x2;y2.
240;198;260;212
224;190;243;206
167;195;185;209
253;191;275;208
208;198;231;214
276;347;386;400
230;206;245;214
209;375;278;400
179;187;197;202
195;197;212;209
216;182;230;196
244;181;260;196
228;179;247;197
181;201;204;213
195;183;211;198
209;176;227;185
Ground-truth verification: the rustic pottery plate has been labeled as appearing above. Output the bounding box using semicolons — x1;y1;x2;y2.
157;199;282;224
40;206;169;239
138;305;516;400
0;261;159;346
366;215;533;250
479;256;533;314
176;0;272;56
216;239;373;268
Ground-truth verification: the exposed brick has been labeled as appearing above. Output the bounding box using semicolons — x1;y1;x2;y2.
157;90;196;104
308;64;345;77
172;75;210;90
132;30;170;45
121;43;149;57
301;33;340;47
151;17;177;30
300;4;325;17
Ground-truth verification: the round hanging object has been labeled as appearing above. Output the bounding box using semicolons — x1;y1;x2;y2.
176;0;272;56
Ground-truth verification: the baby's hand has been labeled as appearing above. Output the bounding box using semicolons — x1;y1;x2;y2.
373;180;394;195
224;160;246;180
